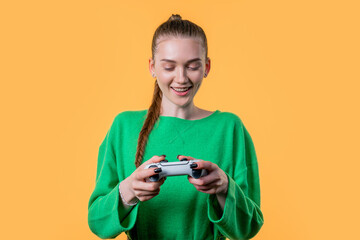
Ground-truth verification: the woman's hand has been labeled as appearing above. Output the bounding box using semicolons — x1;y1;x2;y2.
177;155;228;196
120;155;167;203
177;155;229;212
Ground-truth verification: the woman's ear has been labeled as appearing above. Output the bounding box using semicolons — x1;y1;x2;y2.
149;57;156;78
204;57;211;78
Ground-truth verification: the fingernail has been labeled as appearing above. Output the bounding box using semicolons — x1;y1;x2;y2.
190;163;198;168
160;154;166;157
154;168;162;173
177;155;181;159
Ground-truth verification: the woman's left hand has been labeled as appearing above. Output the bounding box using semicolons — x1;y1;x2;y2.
177;155;228;196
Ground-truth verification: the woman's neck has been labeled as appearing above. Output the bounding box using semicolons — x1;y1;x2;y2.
160;100;200;120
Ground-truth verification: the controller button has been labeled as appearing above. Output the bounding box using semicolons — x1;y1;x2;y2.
192;169;202;179
180;158;188;161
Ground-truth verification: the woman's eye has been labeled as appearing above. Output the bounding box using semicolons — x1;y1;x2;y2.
163;66;200;71
188;66;200;71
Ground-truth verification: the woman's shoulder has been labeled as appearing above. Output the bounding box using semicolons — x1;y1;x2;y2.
115;109;147;118
216;110;244;125
196;108;243;124
113;109;147;123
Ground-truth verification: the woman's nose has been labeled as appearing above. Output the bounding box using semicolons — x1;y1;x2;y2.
175;68;188;84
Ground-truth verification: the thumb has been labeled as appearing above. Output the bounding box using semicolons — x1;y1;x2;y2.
143;155;166;166
177;155;195;161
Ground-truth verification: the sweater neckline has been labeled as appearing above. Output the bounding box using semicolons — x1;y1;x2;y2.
157;110;220;123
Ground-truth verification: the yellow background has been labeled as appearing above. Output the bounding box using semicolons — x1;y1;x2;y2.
1;0;359;239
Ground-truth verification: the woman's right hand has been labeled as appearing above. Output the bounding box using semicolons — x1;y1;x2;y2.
120;155;167;203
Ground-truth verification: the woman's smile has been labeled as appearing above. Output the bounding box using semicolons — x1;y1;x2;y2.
171;86;192;96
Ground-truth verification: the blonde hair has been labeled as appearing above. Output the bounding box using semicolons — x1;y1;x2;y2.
134;14;208;168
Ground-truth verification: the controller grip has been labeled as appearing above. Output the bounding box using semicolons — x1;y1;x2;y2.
192;169;208;179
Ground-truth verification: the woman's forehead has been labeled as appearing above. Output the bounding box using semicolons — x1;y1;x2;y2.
155;37;204;61
156;35;201;45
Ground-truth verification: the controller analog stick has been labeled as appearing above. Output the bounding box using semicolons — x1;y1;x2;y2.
149;174;160;181
192;169;202;179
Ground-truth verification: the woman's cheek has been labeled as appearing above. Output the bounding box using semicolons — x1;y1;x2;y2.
187;70;202;78
160;72;174;79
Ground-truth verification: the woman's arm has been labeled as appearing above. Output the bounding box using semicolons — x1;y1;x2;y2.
88;116;139;239
180;116;264;239
206;119;264;239
215;189;227;212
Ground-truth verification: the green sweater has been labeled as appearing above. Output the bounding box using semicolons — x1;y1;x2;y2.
88;110;264;240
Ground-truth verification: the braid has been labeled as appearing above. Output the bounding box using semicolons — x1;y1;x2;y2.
135;81;162;167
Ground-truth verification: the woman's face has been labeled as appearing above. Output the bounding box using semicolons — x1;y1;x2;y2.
149;37;210;109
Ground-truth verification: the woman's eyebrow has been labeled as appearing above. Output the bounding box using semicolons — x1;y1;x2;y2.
160;58;201;63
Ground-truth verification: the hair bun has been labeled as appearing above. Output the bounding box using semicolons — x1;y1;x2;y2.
169;14;182;21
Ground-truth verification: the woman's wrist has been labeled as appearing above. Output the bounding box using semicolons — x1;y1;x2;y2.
215;176;229;212
119;178;139;206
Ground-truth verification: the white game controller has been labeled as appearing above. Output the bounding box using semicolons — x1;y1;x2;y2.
144;159;208;182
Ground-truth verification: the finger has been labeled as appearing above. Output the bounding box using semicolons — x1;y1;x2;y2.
193;179;220;189
137;168;168;184
195;184;214;191
135;187;160;195
143;155;166;165
190;160;216;172
137;189;161;197
135;190;160;201
189;178;221;194
137;191;160;197
196;188;217;195
149;176;166;186
137;155;166;180
188;171;217;186
133;180;163;192
177;155;195;161
136;167;162;181
136;191;161;202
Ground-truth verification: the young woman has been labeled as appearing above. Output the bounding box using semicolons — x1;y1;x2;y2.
88;14;264;240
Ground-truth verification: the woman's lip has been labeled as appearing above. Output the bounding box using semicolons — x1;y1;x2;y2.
171;86;192;96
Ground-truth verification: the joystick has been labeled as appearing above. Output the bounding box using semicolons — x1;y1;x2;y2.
144;159;208;182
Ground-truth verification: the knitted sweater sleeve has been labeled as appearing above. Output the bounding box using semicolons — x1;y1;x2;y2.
88;115;139;239
206;117;264;239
